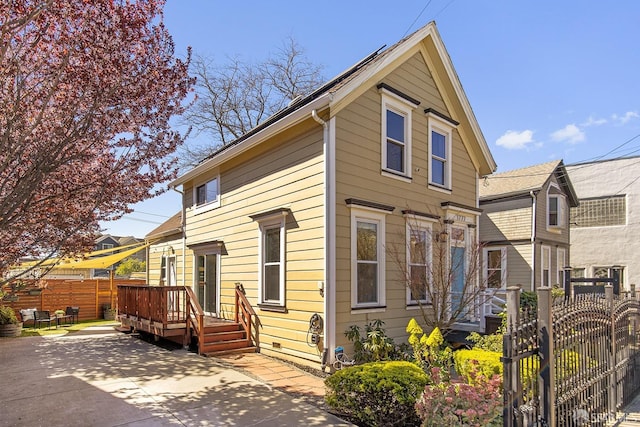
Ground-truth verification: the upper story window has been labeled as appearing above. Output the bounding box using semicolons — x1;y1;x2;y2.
101;243;114;251
378;84;419;180
547;185;566;229
194;176;220;213
426;109;457;191
570;195;626;227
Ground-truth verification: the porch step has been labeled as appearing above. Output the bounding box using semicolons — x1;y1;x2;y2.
196;321;254;355
200;338;253;354
203;345;257;357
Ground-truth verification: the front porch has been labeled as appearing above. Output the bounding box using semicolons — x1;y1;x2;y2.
117;284;257;355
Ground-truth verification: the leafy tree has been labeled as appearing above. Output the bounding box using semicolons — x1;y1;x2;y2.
179;37;324;167
115;257;146;277
0;0;193;282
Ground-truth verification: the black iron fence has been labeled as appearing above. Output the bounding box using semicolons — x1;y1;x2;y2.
503;285;640;427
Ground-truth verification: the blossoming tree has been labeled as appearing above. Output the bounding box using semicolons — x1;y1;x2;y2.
0;0;193;281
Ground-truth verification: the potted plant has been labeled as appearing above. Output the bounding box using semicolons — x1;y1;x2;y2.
55;309;65;318
103;304;117;320
0;305;22;337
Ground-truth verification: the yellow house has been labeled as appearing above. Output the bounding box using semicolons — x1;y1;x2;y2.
166;22;496;368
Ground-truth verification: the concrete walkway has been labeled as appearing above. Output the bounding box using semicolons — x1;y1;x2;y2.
0;325;351;427
612;392;640;426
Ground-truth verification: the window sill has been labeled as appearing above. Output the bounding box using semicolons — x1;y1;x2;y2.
350;306;386;314
428;183;451;194
258;303;287;313
406;302;432;310
546;226;564;234
381;169;412;183
193;200;221;215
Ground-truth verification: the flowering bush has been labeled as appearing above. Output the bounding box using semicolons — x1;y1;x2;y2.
406;319;453;380
415;364;503;427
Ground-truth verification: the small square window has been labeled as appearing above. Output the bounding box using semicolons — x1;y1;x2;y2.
196;178;218;206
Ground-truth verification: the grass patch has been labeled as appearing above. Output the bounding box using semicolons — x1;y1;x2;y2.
20;320;121;337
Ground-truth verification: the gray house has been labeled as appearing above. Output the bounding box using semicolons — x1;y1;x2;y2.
479;160;578;292
566;156;640;290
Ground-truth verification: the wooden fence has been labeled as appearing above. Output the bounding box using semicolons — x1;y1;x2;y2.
1;278;146;322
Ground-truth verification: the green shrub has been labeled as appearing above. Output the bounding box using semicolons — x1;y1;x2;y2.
0;306;18;325
467;330;503;353
454;349;503;383
406;320;453;380
345;319;407;363
325;361;428;426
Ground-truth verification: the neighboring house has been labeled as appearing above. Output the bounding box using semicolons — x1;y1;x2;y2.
145;211;192;287
566;156;640;289
479;160;578;294
92;235;144;278
166;22;497;368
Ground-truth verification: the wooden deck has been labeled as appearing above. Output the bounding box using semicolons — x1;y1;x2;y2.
117;284;256;355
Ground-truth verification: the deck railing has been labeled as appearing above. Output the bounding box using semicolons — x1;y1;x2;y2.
235;284;256;346
118;285;188;329
184;286;204;354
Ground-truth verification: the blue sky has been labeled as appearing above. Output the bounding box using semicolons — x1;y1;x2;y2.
101;0;640;237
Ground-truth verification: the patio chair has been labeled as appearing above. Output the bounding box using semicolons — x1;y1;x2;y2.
33;310;57;329
65;306;79;324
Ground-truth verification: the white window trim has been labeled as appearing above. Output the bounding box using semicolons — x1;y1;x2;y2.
256;213;287;307
350;206;387;310
483;246;507;289
405;216;436;305
193;175;220;214
541;245;551;288
557;247;566;286
427;112;454;191
546;183;566;230
380;89;413;179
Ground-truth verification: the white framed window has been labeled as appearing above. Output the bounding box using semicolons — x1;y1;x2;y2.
484;246;507;289
557;248;566;286
194;176;220;212
541;245;551;288
102;243;114;251
251;209;288;309
547;184;566;229
379;87;416;179
426;111;455;190
350;206;388;309
406;218;434;304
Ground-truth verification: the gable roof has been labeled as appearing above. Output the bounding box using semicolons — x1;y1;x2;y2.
171;21;496;188
479;159;579;206
146;211;183;239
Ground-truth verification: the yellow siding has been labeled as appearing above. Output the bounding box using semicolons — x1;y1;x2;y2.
183;122;326;364
333;52;481;349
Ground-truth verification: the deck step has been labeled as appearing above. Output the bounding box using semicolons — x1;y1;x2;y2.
202;329;246;344
203;346;257;357
203;322;243;334
201;338;252;354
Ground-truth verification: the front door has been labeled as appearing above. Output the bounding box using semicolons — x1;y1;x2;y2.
450;226;466;319
196;254;218;315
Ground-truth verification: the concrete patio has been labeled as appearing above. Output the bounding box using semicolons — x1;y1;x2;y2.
0;324;351;426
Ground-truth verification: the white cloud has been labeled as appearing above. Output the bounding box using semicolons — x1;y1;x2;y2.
612;111;639;125
581;116;607;127
495;130;535;150
550;124;585;144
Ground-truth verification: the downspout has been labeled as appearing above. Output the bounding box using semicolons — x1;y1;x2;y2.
530;190;536;291
312;109;333;370
171;186;186;288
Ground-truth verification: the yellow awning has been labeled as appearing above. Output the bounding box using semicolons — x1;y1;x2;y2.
18;242;149;270
51;243;149;270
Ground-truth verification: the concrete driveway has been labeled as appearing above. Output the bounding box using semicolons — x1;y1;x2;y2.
0;325;350;426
